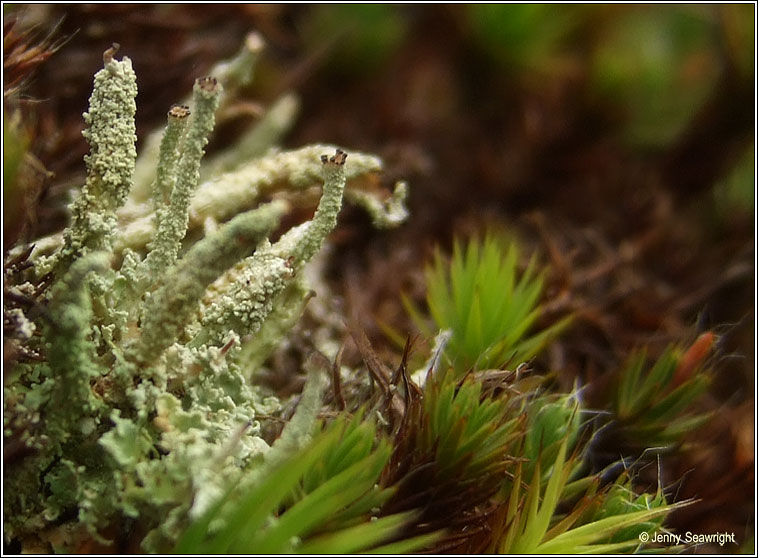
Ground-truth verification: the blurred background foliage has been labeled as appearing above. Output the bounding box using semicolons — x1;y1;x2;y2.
588;6;720;147
4;3;754;554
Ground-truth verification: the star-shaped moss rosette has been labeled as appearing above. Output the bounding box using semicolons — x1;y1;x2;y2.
404;233;572;376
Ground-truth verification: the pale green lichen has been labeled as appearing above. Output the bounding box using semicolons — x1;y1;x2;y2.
248;363;326;483
131;201;285;367
115;144;383;254
12;32;402;294
50;50;137;275
143;78;222;276
150;105;190;236
346;180;409;228
236;272;314;374
294;149;348;265
198;92;301;181
129;32;266;204
189;247;295;348
43;253;111;441
154;106;189;203
188;150;347;350
4;40;409;553
24;143;406;260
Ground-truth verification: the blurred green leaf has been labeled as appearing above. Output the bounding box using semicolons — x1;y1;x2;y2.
715;143;755;219
302;5;407;75
466;4;582;73
3;111;30;238
590;6;720;146
720;3;755;81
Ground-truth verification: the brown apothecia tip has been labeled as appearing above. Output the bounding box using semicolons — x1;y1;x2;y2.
196;76;219;92
103;43;120;64
321;148;348;166
168;105;191;119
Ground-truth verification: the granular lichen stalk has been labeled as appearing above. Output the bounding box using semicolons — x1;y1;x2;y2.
144;104;190;280
192;148;349;347
130;201;285;366
50;46;137;275
293;148;348;266
144;77;222;276
153;105;191;209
